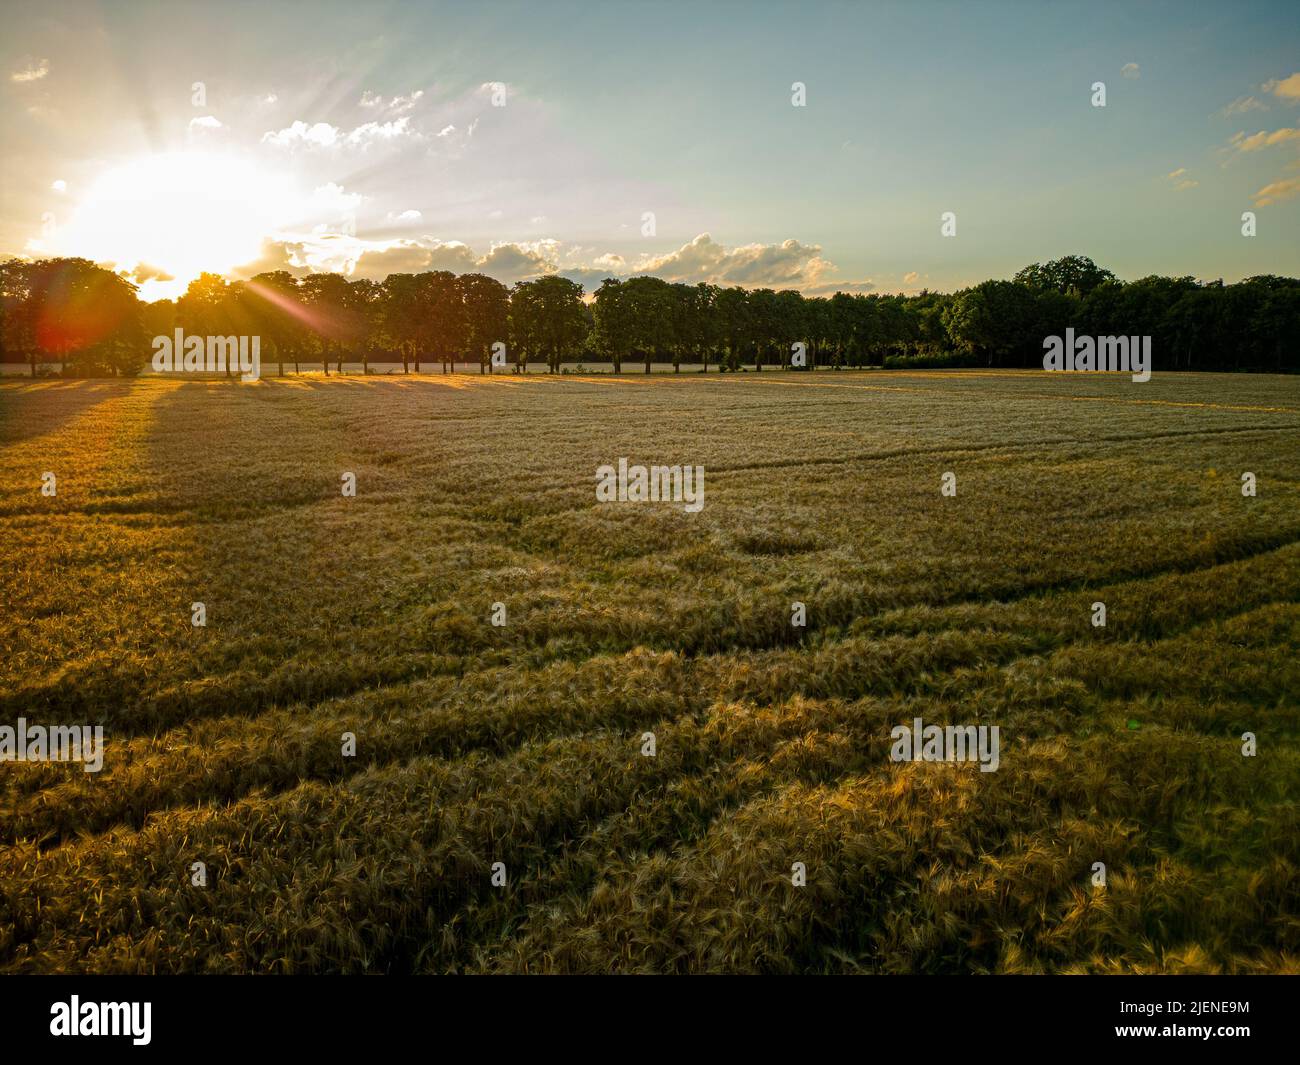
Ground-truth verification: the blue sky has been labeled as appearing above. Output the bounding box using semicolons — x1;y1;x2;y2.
3;0;1297;299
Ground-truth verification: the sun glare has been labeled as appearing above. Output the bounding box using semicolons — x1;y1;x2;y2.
47;152;294;301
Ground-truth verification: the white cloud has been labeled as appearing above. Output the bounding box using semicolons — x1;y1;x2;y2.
1121;62;1140;80
388;209;422;222
262;120;340;148
345;117;413;147
10;58;49;83
360;89;424;113
50;179;67;193
189;115;223;131
261;116;415;150
389;90;424;114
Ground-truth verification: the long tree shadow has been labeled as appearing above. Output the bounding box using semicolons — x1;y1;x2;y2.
0;380;125;446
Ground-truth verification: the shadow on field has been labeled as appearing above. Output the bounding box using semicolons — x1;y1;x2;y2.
0;381;124;446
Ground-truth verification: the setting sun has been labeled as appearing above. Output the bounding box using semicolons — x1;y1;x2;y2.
44;152;293;300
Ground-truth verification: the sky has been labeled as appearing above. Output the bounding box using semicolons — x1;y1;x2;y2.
1;0;1298;301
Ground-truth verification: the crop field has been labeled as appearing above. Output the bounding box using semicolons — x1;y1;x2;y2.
1;368;1298;974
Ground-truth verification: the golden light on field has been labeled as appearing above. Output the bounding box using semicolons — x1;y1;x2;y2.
48;152;294;300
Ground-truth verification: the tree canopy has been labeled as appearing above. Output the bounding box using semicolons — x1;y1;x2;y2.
2;254;1296;376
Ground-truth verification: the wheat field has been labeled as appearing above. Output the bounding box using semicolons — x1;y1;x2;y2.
1;369;1298;973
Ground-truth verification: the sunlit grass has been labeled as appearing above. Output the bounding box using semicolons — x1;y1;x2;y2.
1;370;1297;973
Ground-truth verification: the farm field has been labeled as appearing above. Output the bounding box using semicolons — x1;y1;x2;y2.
1;368;1298;974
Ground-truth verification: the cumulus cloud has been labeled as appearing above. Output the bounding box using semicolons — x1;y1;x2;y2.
10;58;49;83
1263;72;1300;100
477;240;560;283
262;120;339;148
1228;127;1300;152
50;179;66;193
354;239;473;277
424;241;483;272
351;238;556;281
387;209;422;222
189;115;223;131
631;233;818;287
1253;177;1300;206
903;271;919;284
262;116;414;150
128;263;175;284
318;235;572;286
229;239;315;280
626;234;877;294
229;230;877;296
1121;63;1140;80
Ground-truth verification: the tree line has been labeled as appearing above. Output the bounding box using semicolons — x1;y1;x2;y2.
1;254;1296;377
